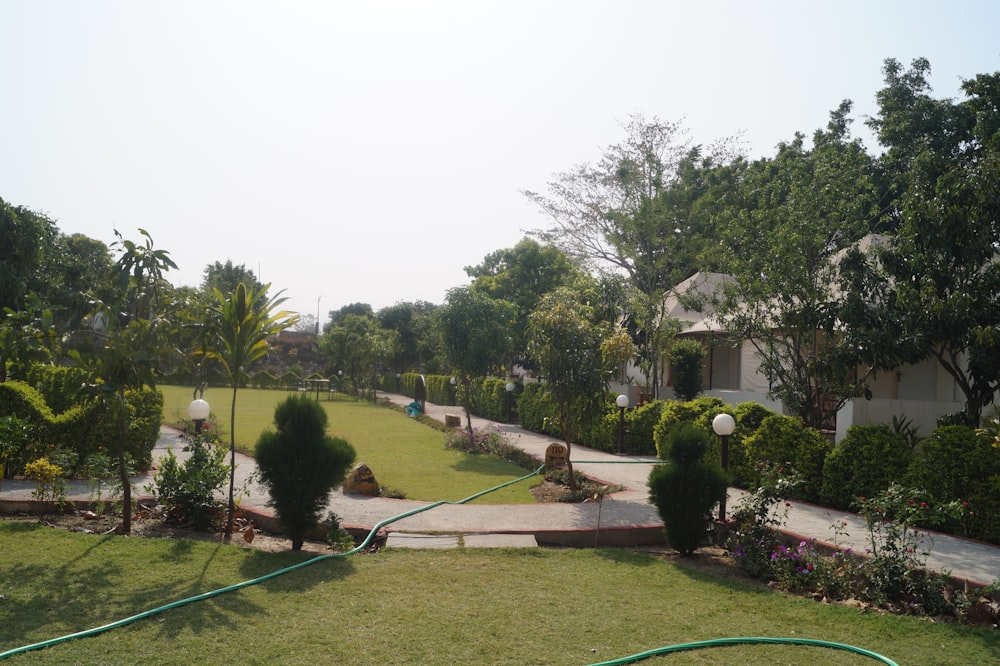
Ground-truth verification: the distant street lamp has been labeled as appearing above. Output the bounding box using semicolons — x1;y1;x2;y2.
506;381;515;422
615;394;629;454
712;412;736;521
188;397;211;434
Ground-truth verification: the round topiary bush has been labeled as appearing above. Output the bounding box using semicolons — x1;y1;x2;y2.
743;414;831;502
653;396;725;459
821;423;912;510
906;425;1000;542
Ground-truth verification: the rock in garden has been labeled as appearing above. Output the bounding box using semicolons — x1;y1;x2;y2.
343;462;380;496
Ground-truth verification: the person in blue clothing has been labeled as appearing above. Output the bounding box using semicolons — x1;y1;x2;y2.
405;401;422;417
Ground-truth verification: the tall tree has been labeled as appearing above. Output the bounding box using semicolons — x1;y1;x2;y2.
860;59;1000;424
525;115;736;397
376;300;441;374
320;313;399;397
527;286;613;489
201;260;264;297
714;102;881;429
203;282;298;540
465;237;586;371
0;198;59;313
438;287;517;436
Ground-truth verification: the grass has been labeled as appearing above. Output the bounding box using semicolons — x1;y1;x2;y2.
1;523;996;665
159;385;538;504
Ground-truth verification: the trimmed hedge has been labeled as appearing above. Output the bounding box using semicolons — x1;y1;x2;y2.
590;400;664;455
821;423;912;510
743;414;831;503
906;425;1000;542
0;379;163;476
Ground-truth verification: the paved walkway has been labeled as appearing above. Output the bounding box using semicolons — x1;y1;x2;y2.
2;393;999;586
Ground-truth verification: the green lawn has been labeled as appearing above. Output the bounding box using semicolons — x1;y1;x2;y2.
1;523;995;665
159;385;538;504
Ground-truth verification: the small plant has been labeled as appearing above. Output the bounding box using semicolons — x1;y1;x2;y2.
148;432;230;531
24;457;67;510
0;415;33;488
853;484;964;606
727;463;802;578
444;425;538;471
82;451;131;515
322;512;356;552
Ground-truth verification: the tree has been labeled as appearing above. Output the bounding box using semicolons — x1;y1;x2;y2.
319;313;399;397
74;229;176;535
0;198;59;313
438;287;517;436
376;301;441;374
858;59;1000;425
201;260;264;297
255;394;356;550
713;103;881;429
203;282;298;540
527;287;611;490
525;115;736;397
465;238;586;369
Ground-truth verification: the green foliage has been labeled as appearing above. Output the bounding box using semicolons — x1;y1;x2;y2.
669;339;706;402
821;424;912;510
24;457;66;508
647;426;730;555
22;364;90;415
443;424;538;471
590;400;664;454
255;395;356;550
652;396;724;459
0;413;36;482
906;425;1000;542
743;414;831;502
516;382;562;437
149;433;230;531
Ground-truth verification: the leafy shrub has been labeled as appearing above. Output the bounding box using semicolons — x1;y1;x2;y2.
821;423;912;510
652;396;724;459
255;395;357;550
0;414;34;482
24;457;66;508
906;425;1000;542
743;414;831;502
444;425;538;471
517;382;563;438
588;400;663;455
669;339;706;402
149;433;230;531
648;426;729;555
23;364;90;415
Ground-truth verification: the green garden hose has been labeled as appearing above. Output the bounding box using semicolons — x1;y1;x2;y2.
586;636;898;665
0;463;898;665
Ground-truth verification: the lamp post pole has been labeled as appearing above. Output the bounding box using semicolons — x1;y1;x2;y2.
712;413;736;521
615;394;629;454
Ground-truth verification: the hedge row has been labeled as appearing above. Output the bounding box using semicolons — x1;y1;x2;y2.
0;378;163;478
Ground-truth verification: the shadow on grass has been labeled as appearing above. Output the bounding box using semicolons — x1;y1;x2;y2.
0;522;355;652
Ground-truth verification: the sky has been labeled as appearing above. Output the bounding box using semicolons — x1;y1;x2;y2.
2;1;998;320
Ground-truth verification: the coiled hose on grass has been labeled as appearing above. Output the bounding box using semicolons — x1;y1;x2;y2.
0;463;898;665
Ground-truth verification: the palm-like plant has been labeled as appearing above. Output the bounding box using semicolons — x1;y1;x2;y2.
203;282;297;540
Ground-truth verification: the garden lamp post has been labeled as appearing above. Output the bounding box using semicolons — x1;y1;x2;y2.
506;381;515;422
188;397;211;434
712;412;736;521
616;394;629;454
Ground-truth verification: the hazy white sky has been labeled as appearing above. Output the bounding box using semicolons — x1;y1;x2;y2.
2;0;998;319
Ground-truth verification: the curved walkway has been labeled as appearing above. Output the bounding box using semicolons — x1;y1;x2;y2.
2;393;999;586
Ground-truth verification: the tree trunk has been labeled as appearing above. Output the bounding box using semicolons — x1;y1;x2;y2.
224;386;238;542
116;398;131;535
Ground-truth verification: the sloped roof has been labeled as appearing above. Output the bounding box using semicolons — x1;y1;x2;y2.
661;271;734;334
